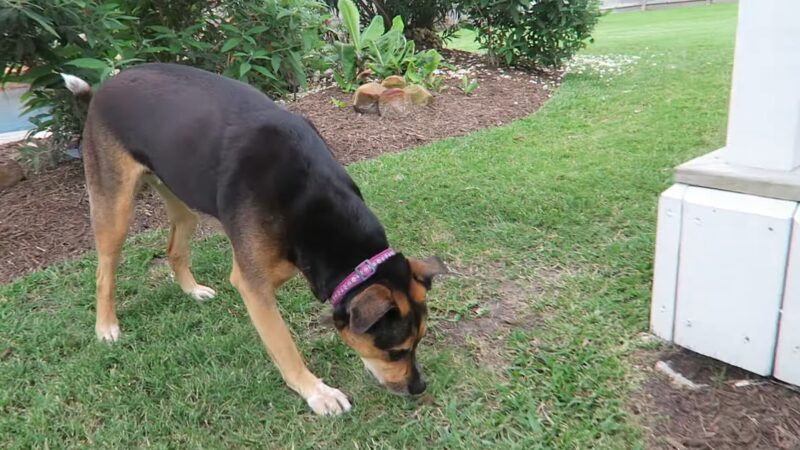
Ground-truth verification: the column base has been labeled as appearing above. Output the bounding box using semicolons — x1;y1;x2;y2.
651;180;800;386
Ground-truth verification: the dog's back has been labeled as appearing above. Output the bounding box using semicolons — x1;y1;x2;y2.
86;63;344;218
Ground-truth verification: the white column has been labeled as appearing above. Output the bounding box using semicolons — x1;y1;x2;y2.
724;0;800;171
651;0;800;386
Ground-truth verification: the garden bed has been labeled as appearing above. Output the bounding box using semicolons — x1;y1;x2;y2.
0;50;556;283
635;348;800;450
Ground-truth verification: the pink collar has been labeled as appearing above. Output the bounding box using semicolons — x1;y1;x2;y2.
330;248;396;306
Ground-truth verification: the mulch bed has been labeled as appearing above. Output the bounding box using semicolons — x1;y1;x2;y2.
0;49;555;283
292;49;556;163
633;348;800;449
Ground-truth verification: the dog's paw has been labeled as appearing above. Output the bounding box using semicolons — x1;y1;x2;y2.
306;382;352;416
96;323;121;342
187;285;216;301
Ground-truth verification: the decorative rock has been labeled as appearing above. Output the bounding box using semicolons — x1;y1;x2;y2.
381;75;406;89
352;82;385;114
403;84;433;106
0;159;24;191
378;88;412;118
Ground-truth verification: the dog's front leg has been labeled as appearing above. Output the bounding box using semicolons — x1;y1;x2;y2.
230;259;352;416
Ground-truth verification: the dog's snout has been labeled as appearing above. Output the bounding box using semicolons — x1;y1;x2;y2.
408;362;426;395
408;377;426;395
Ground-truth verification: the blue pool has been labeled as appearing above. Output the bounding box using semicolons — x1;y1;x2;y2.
0;87;38;133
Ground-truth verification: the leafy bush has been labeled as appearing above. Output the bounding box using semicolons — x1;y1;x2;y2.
1;0;140;169
143;0;329;93
0;0;330;169
332;0;442;91
325;0;458;34
462;0;602;68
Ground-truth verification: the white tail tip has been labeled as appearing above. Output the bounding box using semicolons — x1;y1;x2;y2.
60;73;91;96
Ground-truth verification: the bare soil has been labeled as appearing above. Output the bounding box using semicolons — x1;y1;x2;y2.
633;348;800;450
434;263;561;368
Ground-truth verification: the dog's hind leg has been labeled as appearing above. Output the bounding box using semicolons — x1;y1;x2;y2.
82;123;146;342
146;178;215;301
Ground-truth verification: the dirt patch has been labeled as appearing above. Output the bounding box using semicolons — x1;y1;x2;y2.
633;348;800;450
0;50;555;284
435;264;561;368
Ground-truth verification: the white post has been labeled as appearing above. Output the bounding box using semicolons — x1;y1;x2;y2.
724;0;800;171
651;0;800;386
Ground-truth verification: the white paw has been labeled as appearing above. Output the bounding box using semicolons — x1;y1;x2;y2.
187;285;216;301
96;323;121;342
306;382;352;416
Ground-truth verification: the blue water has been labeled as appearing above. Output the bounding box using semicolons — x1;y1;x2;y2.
0;87;38;133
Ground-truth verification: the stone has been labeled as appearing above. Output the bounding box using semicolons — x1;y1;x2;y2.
0;159;24;191
352;82;385;114
403;84;433;107
381;75;406;89
378;88;412;118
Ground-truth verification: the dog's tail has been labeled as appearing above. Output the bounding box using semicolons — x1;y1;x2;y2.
60;73;92;103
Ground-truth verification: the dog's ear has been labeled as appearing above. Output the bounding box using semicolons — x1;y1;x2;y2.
348;284;395;334
409;256;449;289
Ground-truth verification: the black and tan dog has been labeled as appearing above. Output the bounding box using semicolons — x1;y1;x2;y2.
62;63;447;415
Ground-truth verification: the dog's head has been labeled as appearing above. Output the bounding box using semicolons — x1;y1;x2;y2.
331;256;448;395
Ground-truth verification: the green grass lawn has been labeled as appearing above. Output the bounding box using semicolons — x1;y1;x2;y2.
445;28;483;53
0;4;738;448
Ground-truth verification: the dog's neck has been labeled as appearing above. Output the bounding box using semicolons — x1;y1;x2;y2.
287;192;391;302
297;236;390;302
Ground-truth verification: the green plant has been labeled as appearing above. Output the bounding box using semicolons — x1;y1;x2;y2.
328;0;461;38
1;0;141;169
460;75;478;95
462;0;602;68
335;0;410;81
141;1;329;94
404;47;441;86
333;0;442;89
1;0;330;169
330;96;349;108
427;73;446;92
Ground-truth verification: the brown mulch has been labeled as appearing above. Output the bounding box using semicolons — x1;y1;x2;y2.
292;49;555;164
0;50;555;283
633;348;800;450
0;160;169;281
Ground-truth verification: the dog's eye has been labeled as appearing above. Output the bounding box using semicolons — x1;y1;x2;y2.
388;349;410;361
413;275;432;290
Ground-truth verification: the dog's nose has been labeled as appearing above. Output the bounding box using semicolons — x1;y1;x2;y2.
408;377;426;395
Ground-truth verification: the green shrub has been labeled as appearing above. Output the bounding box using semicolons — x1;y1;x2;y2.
325;0;458;32
1;0;140;169
332;0;443;91
0;0;330;169
463;0;602;68
143;0;330;94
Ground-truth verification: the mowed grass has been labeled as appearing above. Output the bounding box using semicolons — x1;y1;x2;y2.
444;28;483;53
0;5;738;449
